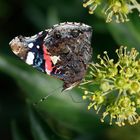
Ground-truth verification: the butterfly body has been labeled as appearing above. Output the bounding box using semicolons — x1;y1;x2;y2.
10;22;92;90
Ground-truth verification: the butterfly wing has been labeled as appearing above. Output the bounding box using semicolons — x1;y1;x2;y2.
10;31;53;74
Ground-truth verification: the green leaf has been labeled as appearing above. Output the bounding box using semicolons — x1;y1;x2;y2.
11;121;27;140
107;22;140;51
28;104;50;140
0;55;107;133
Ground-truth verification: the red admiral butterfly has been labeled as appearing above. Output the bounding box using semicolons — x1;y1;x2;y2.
9;22;92;91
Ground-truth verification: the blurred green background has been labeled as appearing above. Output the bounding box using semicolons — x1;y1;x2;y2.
1;0;140;140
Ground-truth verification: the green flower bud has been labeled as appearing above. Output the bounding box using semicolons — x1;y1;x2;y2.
136;98;140;106
107;66;118;77
130;81;140;93
100;82;111;92
118;97;131;107
115;77;129;89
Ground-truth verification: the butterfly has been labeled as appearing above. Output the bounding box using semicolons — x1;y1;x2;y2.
9;22;92;91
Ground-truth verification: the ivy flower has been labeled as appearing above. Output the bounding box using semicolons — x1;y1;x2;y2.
79;46;140;126
82;0;140;23
83;0;101;14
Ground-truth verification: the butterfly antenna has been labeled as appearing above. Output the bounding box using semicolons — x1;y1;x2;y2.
33;86;62;106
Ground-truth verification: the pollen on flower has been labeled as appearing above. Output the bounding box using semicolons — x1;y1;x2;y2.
101;97;140;126
130;81;140;93
79;46;140;126
100;82;111;92
83;0;101;14
82;0;140;23
105;1;130;23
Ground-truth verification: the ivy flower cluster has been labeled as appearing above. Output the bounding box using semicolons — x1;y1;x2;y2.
79;46;140;126
82;0;140;23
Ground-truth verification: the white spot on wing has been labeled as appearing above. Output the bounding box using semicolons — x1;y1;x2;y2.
31;34;37;39
36;45;40;49
26;52;34;65
38;31;43;35
25;37;30;39
82;23;90;28
50;55;60;65
28;43;34;48
67;22;73;25
60;22;65;26
44;34;49;40
45;69;51;75
53;24;59;28
74;22;80;26
45;29;49;32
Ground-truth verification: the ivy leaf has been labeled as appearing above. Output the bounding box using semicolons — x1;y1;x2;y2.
0;55;106;133
107;22;140;51
11;121;27;140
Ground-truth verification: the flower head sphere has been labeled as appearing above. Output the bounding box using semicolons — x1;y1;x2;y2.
79;46;140;126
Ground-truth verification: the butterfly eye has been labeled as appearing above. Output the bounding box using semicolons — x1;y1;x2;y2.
54;32;61;39
71;30;79;38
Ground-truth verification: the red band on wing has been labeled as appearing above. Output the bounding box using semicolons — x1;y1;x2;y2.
43;45;53;74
